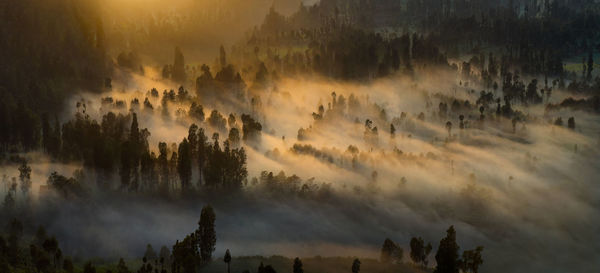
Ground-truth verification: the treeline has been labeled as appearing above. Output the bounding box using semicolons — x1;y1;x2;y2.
56;111;249;193
234;17;450;81
239;0;600;83
0;210;485;273
379;226;483;273
0;0;110;152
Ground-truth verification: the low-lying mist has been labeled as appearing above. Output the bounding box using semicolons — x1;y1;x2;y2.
3;67;600;273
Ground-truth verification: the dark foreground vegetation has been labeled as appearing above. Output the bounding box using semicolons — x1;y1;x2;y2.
0;204;483;273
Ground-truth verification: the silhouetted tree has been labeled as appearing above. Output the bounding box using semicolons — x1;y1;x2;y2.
568;117;576;129
380;238;402;263
224;249;231;273
410;236;432;267
177;138;192;190
172;47;186;83
293;257;303;273
445;121;453;138
117;258;130;273
351;258;361;273
144;244;158;261
220;45;227;68
434;226;460;273
197;128;209;187
198;205;216;261
18;161;31;199
460;246;484;273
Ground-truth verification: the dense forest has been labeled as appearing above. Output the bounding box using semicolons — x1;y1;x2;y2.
1;0;599;273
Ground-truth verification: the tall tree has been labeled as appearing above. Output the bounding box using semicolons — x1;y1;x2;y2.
410;236;432;267
380;238;402;263
220;45;227;68
158;142;170;193
120;140;132;190
116;258;130;273
18;161;32;199
293;257;303;273
172;47;186;83
434;226;460;273
198;205;216;262
177;138;192;190
460;246;484;273
129;113;141;191
197;128;209;187
144;244;158;261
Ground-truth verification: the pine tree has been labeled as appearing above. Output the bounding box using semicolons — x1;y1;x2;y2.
434;226;460;273
197;205;216;262
177;138;192;190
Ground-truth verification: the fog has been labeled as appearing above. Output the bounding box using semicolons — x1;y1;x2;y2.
99;0;314;63
3;63;600;272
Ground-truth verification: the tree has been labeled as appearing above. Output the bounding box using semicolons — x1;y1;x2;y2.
172;235;200;273
293;257;303;273
351;258;361;273
120;140;132;190
158;142;170;192
241;114;262;142
554;117;563;126
159;245;171;269
30;244;51;273
172;47;186;83
220;45;227;68
410;237;432;266
177;138;192;190
18;161;32;198
445;121;453;138
568;117;576;129
188;124;199;160
264;265;277;273
410;237;432;267
129;113;142;191
460;246;483;273
380;238;402;263
228;128;241;147
224;249;231;273
434;226;460;273
7;218;23;266
117;258;130;273
197;128;209;187
35;226;47;247
198;205;216;261
84;262;96;273
144;244;157;261
42;237;59;268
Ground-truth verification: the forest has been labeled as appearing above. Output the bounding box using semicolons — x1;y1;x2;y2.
1;0;599;273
